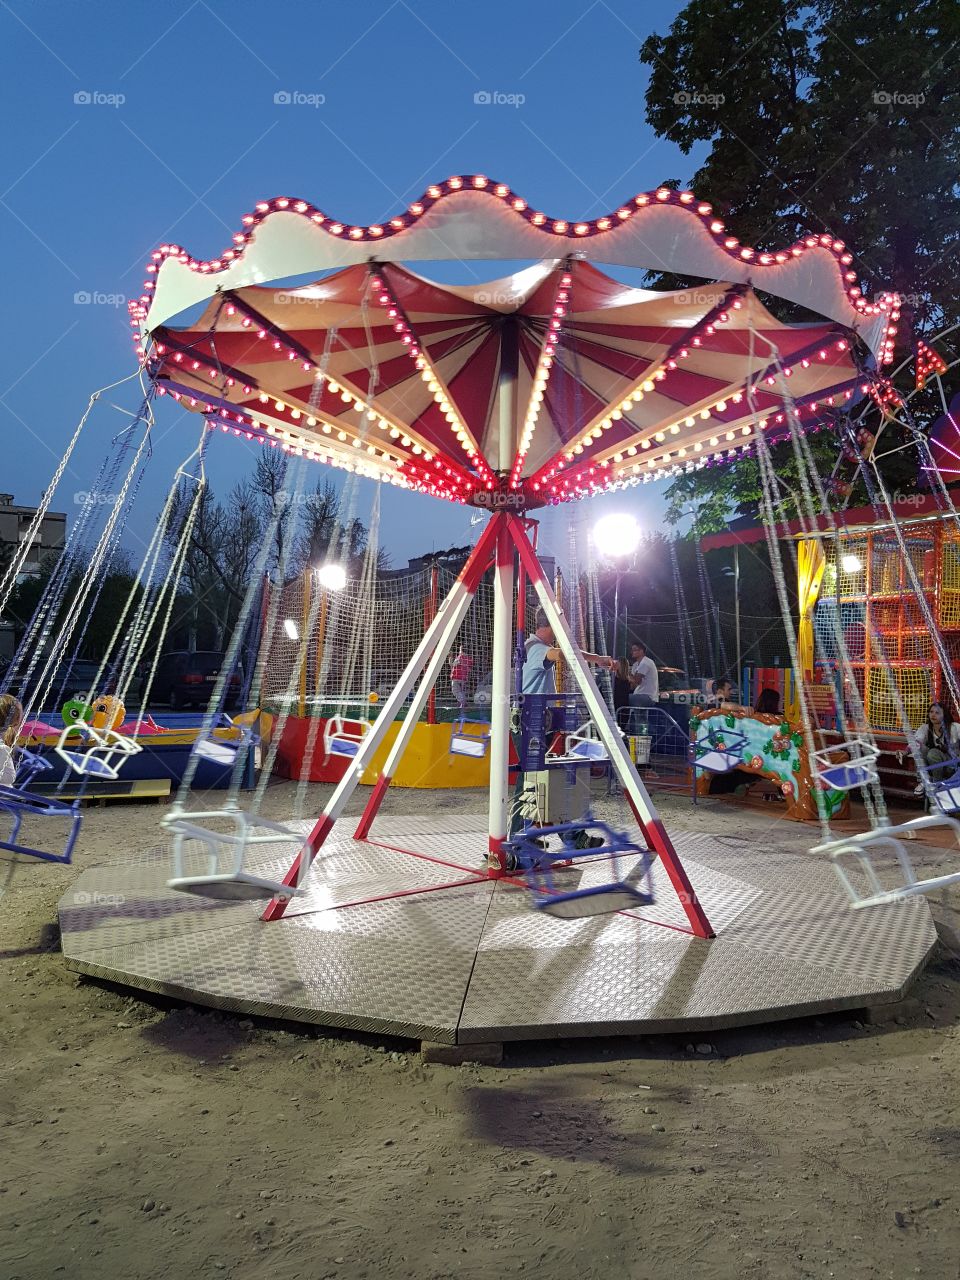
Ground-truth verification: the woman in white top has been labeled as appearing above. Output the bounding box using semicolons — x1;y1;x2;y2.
913;701;960;793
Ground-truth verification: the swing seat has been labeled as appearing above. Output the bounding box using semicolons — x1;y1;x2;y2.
546;724;608;765
933;772;960;813
192;715;250;766
917;756;960;813
0;785;82;865
536;881;654;919
164;805;302;900
813;740;880;793
690;728;748;775
506;819;655;918
812;812;960;909
323;715;372;761
449;717;490;759
54;723;141;781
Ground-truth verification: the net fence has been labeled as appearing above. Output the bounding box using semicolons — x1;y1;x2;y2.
812;524;960;731
258;565;496;721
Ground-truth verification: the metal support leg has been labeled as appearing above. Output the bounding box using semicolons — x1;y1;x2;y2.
507;515;714;938
353;542;493;839
262;517;501;921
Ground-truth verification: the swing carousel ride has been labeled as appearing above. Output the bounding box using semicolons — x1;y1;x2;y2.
56;179;939;1045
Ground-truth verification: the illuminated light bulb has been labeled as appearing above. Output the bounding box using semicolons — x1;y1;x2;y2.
316;563;347;591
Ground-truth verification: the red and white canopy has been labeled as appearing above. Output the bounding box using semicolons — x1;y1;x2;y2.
134;179;899;507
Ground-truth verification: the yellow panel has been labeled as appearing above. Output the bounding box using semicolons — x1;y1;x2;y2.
866;665;931;731
940;532;960;627
359;722;489;789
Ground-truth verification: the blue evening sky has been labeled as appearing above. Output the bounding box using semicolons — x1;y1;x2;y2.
0;0;704;571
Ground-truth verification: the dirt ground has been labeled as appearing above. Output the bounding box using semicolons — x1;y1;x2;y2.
1;781;959;1280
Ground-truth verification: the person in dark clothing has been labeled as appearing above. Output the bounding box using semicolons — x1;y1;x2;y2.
755;687;780;715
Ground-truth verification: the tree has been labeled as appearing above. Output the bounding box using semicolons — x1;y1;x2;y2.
639;0;960;524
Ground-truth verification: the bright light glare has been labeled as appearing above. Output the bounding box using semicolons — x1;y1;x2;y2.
283;618;300;641
316;563;347;591
841;554;863;573
592;513;641;558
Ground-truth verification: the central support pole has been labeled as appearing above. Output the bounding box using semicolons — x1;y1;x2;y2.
487;321;519;873
487;516;515;871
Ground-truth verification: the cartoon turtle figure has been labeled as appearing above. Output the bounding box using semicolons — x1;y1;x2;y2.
61;698;93;737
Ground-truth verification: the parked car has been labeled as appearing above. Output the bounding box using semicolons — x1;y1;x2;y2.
149;650;242;710
40;659;127;709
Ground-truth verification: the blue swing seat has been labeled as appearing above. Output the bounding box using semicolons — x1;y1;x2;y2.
0;748;81;865
917;755;960;813
690;729;748;774
505;819;655;919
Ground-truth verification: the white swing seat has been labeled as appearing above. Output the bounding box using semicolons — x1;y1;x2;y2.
164;805;301;900
694;748;742;774
546;724;608;765
192;716;249;766
691;729;748;774
449;720;489;758
323;714;372;761
813;739;880;793
54;723;142;781
812;812;960;909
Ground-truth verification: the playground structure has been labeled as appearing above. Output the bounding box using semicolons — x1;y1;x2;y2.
701;491;960;737
53;178;943;1041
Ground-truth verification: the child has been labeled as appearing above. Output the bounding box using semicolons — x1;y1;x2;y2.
0;694;24;788
450;648;474;711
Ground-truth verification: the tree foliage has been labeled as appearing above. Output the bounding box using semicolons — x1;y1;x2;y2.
639;0;960;527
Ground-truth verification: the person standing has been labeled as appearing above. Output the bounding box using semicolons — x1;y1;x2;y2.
449;646;474;712
628;641;659;707
504;610;615;855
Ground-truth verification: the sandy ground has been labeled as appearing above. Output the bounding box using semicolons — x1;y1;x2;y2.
1;781;959;1280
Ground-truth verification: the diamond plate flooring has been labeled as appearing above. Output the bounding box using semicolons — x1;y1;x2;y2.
58;816;937;1044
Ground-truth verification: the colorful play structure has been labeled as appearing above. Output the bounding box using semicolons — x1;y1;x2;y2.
15;175;955;1042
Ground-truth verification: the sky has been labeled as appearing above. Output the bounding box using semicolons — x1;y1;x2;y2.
0;0;706;572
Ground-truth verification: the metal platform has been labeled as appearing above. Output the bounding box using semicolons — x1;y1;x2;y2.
57;816;937;1044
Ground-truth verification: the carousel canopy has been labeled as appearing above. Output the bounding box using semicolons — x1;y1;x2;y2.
133;179;899;508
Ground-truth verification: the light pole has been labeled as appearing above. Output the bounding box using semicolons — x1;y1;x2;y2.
721;547;742;696
592;513;641;658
